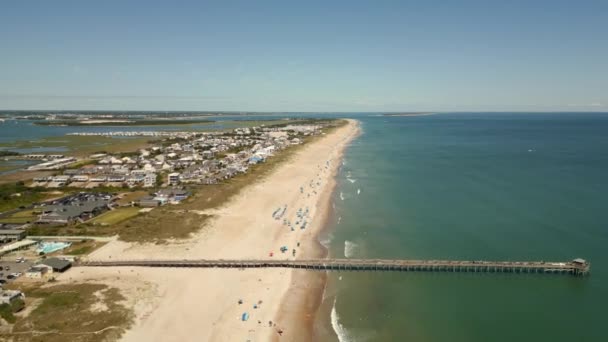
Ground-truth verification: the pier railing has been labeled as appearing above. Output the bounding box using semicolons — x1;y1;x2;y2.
78;258;590;276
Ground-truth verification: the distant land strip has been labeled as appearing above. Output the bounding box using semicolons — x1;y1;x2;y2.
381;112;437;117
34;119;215;126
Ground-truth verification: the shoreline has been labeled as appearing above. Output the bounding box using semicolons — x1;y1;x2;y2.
274;120;361;341
56;119;360;341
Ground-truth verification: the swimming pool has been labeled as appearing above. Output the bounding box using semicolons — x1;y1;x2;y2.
36;241;72;254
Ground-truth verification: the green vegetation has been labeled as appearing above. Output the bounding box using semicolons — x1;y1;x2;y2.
0;298;24;323
6;283;132;342
0;182;48;212
88;207;141;225
0;209;38;224
63;159;96;170
62;240;106;255
0;150;20;157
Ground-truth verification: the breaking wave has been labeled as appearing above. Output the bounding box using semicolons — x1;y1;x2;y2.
344;240;358;258
331;297;353;342
320;233;334;248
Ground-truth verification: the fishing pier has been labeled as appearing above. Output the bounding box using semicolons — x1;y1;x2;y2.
79;258;590;276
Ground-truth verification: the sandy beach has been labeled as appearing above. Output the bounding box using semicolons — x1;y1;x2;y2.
60;119;360;341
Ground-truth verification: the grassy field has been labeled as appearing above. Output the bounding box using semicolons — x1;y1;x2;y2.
88;207;141;225
60;239;107;255
0;183;57;212
5;283;132;342
0;209;38;224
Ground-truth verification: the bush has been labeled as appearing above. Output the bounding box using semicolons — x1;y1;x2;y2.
11;298;25;313
0;304;15;323
0;301;19;323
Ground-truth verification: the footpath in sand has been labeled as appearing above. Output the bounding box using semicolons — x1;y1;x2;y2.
62;119;360;342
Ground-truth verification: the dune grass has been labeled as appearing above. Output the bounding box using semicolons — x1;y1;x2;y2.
0;209;38;224
87;207;141;226
6;283;132;342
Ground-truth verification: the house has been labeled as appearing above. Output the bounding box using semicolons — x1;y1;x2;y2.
168;172;180;185
71;175;89;182
248;155;264;164
52;175;70;183
0;229;27;243
37;199;110;224
138;196;162;207
572;258;588;265
107;175;126;182
40;258;72;272
156;189;190;203
0;290;24;305
143;173;157;188
26;264;53;279
121;156;136;164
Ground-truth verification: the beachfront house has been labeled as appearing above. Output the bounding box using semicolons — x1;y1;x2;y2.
26;264;53;279
0;228;27;243
168;172;180;185
138;196;163;207
40;258;72;272
36;197;111;225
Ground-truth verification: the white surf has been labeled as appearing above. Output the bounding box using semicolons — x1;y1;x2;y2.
344;240;358;258
331;297;353;342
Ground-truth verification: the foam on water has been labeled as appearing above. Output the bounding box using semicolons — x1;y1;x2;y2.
347;178;356;183
331;297;353;342
344;240;358;258
320;232;334;249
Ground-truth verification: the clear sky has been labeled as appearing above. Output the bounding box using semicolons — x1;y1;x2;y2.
1;0;607;112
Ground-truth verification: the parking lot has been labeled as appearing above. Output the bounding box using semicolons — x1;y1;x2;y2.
0;259;34;285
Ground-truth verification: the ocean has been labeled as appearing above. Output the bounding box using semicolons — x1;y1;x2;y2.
316;113;608;341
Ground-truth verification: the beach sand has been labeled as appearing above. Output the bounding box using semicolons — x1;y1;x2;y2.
60;119;360;341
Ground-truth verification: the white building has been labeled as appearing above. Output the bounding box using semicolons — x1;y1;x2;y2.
168;172;180;185
144;173;157;188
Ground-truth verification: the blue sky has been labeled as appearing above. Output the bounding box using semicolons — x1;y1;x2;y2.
1;0;607;112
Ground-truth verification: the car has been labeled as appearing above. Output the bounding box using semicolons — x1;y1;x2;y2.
0;279;6;285
6;275;15;280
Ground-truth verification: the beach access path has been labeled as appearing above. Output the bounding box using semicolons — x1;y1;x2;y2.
59;119;360;342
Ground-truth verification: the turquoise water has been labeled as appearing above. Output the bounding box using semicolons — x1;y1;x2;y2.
316;113;608;341
37;241;72;254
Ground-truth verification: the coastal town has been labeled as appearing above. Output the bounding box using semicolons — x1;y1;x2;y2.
0;119;345;338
